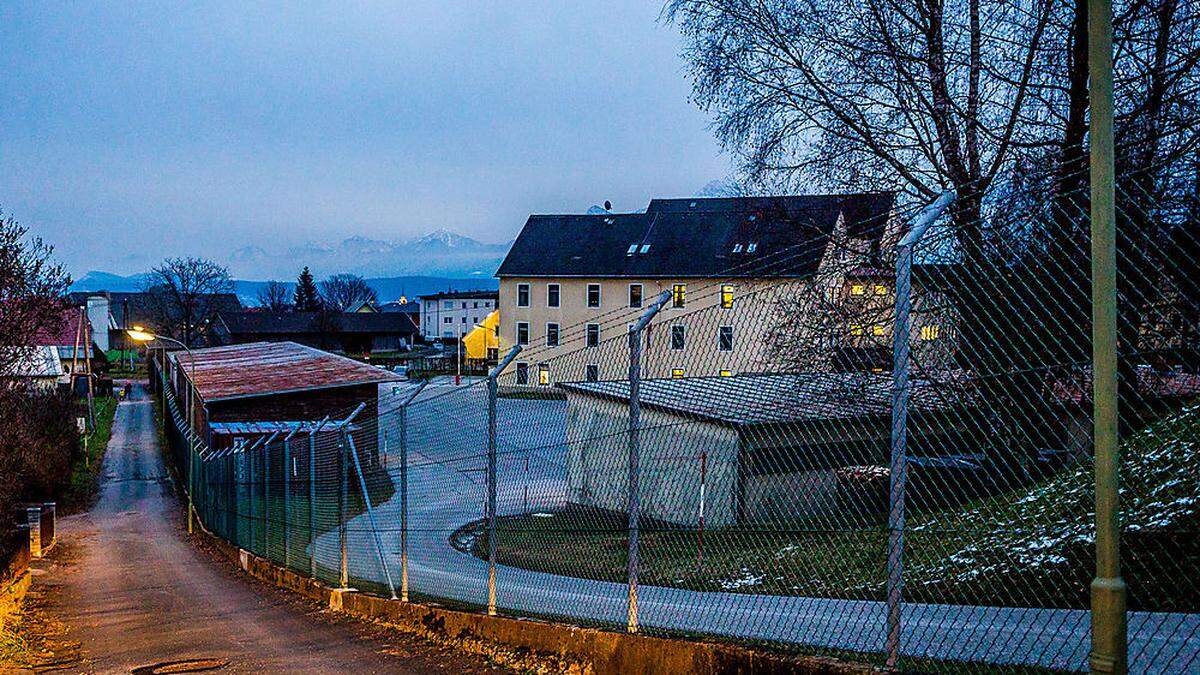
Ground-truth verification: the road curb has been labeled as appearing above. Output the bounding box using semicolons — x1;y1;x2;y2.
195;527;881;675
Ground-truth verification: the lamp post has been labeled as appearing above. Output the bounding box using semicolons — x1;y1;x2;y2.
128;328;199;534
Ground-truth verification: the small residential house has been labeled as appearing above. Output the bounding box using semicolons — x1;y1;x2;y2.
495;193;955;385
2;346;65;391
33;305;108;377
67;290;244;351
558;372;978;526
418;290;499;342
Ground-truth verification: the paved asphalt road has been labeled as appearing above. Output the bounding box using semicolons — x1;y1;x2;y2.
31;383;511;674
313;381;1199;674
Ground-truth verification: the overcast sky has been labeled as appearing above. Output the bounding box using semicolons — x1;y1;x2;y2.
0;2;729;277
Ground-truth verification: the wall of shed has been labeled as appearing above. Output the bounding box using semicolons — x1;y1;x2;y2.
564;393;740;527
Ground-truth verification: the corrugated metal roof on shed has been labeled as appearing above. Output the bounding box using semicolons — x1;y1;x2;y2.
170;341;402;402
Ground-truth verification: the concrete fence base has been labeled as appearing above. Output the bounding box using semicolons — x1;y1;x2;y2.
194;526;878;675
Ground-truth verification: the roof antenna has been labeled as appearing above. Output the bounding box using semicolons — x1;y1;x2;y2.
604;200;612;211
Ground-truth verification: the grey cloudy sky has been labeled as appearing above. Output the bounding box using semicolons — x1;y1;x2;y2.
0;1;729;277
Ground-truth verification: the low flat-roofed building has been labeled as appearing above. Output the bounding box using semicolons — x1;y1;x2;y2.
558;372;978;526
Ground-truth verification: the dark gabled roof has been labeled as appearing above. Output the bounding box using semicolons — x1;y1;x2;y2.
68;291;243;329
170;341;402;402
496;193;896;279
217;311;417;337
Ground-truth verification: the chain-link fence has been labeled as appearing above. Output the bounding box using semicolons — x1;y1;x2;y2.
156;167;1198;672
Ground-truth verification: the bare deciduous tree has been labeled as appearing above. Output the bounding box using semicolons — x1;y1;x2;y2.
143;257;233;347
319;274;377;311
0;210;71;377
256;280;292;311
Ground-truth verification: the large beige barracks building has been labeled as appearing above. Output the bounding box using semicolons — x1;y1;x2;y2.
493;194;960;385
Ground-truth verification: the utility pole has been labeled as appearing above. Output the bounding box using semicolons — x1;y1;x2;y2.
1089;0;1126;669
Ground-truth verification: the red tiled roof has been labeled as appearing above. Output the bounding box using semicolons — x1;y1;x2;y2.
32;305;88;348
169;341;403;402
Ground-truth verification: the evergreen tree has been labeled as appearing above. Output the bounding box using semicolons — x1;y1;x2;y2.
293;266;321;311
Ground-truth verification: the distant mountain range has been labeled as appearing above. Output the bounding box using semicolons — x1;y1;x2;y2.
226;229;512;280
69;271;497;306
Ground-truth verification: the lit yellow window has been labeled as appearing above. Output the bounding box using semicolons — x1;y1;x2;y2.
921;325;941;341
672;283;686;308
872;325;885;336
671;368;685;379
720;284;734;309
538;365;550;385
850;325;864;336
874;284;888;295
850;284;865;296
719;369;733;377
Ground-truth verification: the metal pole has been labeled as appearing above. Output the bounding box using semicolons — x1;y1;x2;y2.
1089;0;1126;667
486;346;522;616
345;434;397;599
308;421;324;579
339;430;349;589
886;191;955;669
397;382;428;603
627;290;671;634
283;432;294;569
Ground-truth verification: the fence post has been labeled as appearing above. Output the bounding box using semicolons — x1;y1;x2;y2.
263;439;271;557
1088;0;1127;669
398;382;429;603
888;191;955;669
487;346;523;616
283;430;295;570
339;429;349;589
627;291;671;634
308;421;324;580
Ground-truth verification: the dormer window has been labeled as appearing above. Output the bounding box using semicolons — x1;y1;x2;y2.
748;214;757;221
639;244;650;254
747;243;758;253
732;243;744;253
627;244;638;255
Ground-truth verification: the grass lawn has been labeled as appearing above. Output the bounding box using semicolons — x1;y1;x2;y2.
474;403;1200;612
59;397;118;514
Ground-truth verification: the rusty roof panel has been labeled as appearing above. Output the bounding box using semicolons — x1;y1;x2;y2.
169;341;403;402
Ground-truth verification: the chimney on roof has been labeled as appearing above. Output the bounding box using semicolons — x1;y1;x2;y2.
604;200;612;211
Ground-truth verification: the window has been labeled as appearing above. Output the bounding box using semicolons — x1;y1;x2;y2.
516;322;529;345
444;300;454;309
921;325;941;341
461;316;468;323
672;283;686;308
461;302;467;309
719;369;733;377
587;283;601;308
443;316;453;324
872;325;885;336
546;323;560;347
538;364;550;386
720;284;734;309
547;283;560;308
639;244;650;254
626;244;638;255
718;326;734;352
850;324;864;336
671;368;685;379
874;284;888;296
851;284;866;296
473;301;479;308
629;284;643;308
747;242;758;253
517;283;530;307
585;364;599;382
515;362;529;385
671;325;686;350
586;323;600;347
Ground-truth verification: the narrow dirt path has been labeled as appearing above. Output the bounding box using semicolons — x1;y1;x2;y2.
25;383;514;674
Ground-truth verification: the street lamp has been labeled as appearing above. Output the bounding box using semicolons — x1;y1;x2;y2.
127;327;199;534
